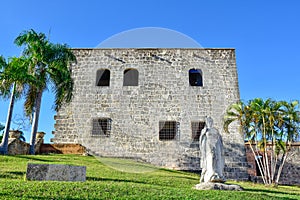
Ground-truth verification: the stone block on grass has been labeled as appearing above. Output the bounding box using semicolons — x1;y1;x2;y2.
26;163;86;182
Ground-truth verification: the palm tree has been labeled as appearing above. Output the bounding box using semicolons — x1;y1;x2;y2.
14;29;76;155
224;101;248;133
0;125;3;142
249;98;273;184
0;56;7;140
223;100;267;184
224;98;300;186
0;55;5;68
0;56;31;154
274;100;300;184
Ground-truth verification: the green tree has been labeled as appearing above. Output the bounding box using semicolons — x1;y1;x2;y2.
223;100;251;135
275;100;300;183
14;29;76;154
0;55;8;153
0;56;31;154
248;98;282;184
0;123;4;141
224;98;300;186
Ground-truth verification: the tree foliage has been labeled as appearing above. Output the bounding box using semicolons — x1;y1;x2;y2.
13;29;76;154
0;29;76;155
0;55;35;154
224;98;300;185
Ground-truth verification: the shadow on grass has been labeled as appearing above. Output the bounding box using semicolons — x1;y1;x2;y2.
86;175;198;188
245;188;300;199
86;177;148;185
0;194;81;200
0;171;25;179
15;155;54;162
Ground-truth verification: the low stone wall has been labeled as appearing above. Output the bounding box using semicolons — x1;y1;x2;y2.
278;144;300;185
6;130;86;155
7;138;29;155
7;131;44;155
39;144;87;155
245;143;300;185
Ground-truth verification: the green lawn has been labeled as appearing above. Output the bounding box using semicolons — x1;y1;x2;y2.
0;155;299;199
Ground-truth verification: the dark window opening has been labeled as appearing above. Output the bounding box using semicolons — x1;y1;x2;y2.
191;121;205;142
123;68;139;86
189;69;203;86
159;121;179;140
96;69;110;86
92;118;112;136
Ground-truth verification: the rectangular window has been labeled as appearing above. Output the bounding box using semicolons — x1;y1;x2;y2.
159;121;179;140
96;69;110;86
92;118;112;137
189;69;203;86
191;121;205;142
123;68;139;86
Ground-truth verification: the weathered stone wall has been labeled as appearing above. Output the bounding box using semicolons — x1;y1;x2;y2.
7;131;44;155
7;139;29;155
52;48;248;180
39;144;86;155
280;144;300;185
245;143;300;185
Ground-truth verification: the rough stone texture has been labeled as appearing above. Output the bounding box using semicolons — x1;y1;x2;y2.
33;132;46;154
7;131;45;155
246;143;300;185
279;144;300;185
26;163;86;182
7;138;29;155
52;48;249;180
194;182;243;190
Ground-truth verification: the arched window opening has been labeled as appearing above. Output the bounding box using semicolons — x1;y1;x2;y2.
96;69;110;86
189;69;203;86
123;68;138;86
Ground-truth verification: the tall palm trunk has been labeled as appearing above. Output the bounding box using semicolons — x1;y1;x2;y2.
29;90;43;155
0;83;16;155
249;142;266;184
270;128;276;183
262;116;271;184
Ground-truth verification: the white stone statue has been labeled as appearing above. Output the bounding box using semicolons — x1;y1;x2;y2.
199;117;225;183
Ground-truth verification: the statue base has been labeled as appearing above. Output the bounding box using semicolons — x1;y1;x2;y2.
194;182;243;191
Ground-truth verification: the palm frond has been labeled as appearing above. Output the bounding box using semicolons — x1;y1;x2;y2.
223;117;237;133
24;86;38;117
0;55;7;70
48;61;74;111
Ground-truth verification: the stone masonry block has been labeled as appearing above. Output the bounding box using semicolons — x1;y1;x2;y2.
26;163;86;182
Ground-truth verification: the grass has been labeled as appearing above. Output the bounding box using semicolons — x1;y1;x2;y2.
0;154;299;199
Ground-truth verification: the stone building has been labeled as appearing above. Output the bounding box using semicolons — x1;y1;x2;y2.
52;48;249;180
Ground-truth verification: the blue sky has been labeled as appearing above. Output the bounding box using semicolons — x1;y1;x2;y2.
1;0;300;142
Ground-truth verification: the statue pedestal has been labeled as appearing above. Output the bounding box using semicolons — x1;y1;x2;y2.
194;182;243;191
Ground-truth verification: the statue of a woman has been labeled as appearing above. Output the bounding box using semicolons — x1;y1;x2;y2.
199;117;225;183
